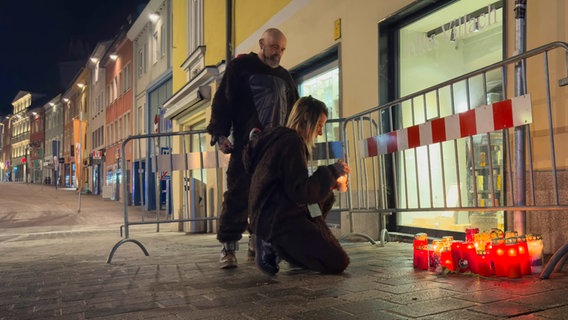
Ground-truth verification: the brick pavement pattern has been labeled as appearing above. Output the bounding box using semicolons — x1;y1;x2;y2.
1;183;568;319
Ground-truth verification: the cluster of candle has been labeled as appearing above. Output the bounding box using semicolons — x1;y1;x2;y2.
413;228;544;278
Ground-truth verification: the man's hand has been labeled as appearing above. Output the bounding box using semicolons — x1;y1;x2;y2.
212;135;234;154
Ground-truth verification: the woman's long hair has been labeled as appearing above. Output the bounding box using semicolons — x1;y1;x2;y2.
286;96;328;154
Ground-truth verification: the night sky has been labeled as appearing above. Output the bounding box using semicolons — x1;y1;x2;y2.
0;0;148;116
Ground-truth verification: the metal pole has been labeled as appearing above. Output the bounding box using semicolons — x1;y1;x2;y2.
513;0;527;234
78;111;82;213
226;0;233;64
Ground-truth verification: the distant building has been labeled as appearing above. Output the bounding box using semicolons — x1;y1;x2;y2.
10;91;46;182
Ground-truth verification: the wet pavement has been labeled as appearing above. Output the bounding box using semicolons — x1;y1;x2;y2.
0;183;567;319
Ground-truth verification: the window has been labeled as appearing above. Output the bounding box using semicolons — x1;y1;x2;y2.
106;84;112;106
187;0;204;54
297;62;340;120
137;46;146;78
293;47;340;120
160;23;166;58
117;72;121;95
124;63;131;91
124;112;130;138
379;0;505;235
137;105;144;134
152;31;159;64
106;126;110;146
113;76;118;100
118;117;122;141
114;121;119;144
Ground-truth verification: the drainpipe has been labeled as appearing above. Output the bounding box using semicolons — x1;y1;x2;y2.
513;0;527;234
226;0;233;64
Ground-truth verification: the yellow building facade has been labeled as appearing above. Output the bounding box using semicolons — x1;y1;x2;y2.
165;0;568;254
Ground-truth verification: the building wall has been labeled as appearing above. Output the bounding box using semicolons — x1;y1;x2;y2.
206;0;568;252
203;0;225;66
171;0;187;93
43;97;63;186
503;0;568;255
29;110;44;184
105;36;134;201
503;0;568;170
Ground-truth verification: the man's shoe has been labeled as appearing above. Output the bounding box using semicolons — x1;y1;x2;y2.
247;234;255;262
255;236;280;276
219;242;238;269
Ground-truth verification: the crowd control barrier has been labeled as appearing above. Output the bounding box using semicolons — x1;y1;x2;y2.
340;41;568;279
107;130;229;263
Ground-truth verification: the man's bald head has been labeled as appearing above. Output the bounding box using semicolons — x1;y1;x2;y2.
258;28;287;68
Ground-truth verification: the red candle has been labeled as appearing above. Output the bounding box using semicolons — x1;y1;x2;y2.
484;242;496;276
416;248;429;270
413;233;428;269
465;227;479;243
491;238;507;277
440;248;454;271
477;250;493;277
440;236;455;271
516;236;532;275
463;242;479;274
505;237;522;279
451;241;464;272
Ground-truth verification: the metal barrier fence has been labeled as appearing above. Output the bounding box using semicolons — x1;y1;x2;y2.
107;129;229;263
106;122;349;263
107;42;568;279
341;41;568;279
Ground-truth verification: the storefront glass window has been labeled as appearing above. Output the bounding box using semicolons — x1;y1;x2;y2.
397;0;504;233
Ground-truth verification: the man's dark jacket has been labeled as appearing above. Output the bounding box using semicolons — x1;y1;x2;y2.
207;53;298;148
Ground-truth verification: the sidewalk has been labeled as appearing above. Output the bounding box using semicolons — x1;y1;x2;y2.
1;183;567;319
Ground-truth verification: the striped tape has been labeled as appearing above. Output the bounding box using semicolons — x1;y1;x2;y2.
359;94;532;157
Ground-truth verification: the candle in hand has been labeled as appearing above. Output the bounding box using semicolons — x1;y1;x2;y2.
336;175;348;192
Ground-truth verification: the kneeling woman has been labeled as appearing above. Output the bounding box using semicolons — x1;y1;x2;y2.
245;96;350;275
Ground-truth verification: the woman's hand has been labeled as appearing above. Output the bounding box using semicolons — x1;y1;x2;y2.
330;160;350;192
331;160;350;177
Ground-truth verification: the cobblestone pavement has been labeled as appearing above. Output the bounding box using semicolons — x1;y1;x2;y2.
1;183;568;319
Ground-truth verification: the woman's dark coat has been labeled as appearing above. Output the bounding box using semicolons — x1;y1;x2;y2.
244;127;350;274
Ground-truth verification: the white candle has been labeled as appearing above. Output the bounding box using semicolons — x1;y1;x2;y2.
526;234;544;273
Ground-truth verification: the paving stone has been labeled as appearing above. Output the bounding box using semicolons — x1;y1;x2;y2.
467;300;542;317
1;184;568;319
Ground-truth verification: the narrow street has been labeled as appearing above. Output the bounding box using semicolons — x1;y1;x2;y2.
0;183;127;232
1;183;568;319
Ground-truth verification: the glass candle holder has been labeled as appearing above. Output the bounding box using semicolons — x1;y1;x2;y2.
429;240;442;271
451;241;465;272
413;233;428;270
465;227;479;243
516;236;532;275
505;237;522;279
505;230;518;238
440;236;455;271
489;228;504;239
526;234;544;274
463;242;479;274
477;249;493;277
491;238;507;277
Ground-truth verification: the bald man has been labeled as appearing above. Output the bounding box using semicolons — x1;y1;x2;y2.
207;28;299;269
